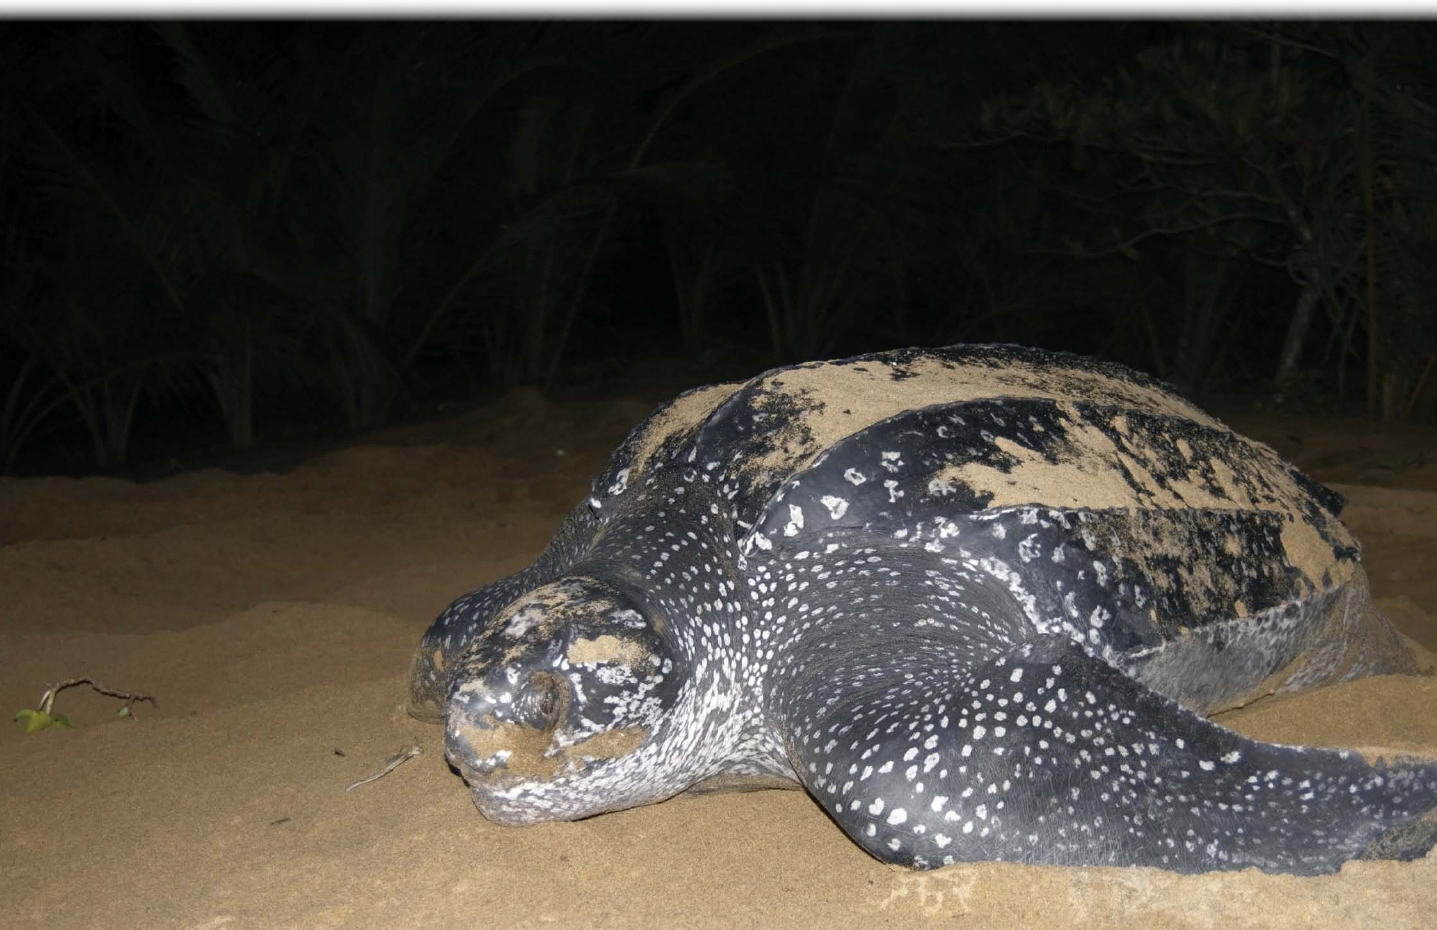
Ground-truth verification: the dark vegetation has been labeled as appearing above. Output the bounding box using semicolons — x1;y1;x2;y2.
3;21;1436;477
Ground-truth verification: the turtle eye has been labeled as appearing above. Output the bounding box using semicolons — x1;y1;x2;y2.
528;672;565;728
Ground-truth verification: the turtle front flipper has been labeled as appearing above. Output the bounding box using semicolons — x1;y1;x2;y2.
783;633;1437;873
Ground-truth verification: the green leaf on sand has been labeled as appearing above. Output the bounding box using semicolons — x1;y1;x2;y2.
14;709;52;732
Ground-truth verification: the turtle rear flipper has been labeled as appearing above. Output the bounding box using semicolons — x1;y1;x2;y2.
785;634;1437;873
1357;806;1437;862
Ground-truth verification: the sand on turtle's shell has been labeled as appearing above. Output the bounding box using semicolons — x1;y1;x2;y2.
1;384;1434;930
622;350;1350;593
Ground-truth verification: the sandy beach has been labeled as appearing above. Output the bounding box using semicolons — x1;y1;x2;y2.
3;386;1435;930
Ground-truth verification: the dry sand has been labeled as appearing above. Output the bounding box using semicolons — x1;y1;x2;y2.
2;387;1435;930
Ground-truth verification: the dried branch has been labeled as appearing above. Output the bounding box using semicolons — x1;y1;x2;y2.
38;677;157;717
346;745;423;792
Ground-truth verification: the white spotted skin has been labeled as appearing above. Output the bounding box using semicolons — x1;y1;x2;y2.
412;345;1437;874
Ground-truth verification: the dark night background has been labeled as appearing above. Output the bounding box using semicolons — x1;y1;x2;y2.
3;20;1435;478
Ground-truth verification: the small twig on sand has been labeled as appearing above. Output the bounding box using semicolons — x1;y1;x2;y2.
346;745;423;792
39;677;157;717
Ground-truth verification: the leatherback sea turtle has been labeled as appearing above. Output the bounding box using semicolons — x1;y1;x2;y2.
410;344;1437;873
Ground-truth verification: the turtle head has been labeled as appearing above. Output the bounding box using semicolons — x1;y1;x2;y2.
440;574;688;824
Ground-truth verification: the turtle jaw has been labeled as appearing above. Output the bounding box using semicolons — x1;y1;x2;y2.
443;692;656;825
448;734;655;826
